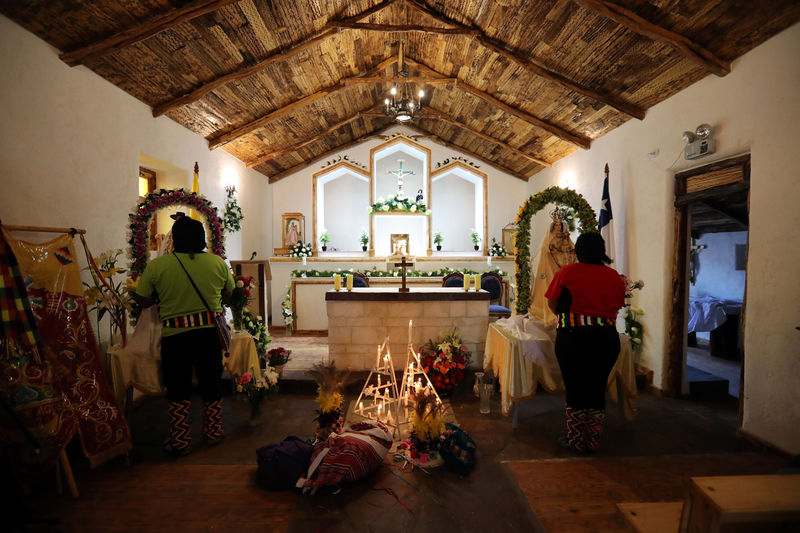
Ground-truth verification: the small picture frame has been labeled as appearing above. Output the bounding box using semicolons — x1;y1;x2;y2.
282;213;305;249
390;233;410;257
502;224;517;254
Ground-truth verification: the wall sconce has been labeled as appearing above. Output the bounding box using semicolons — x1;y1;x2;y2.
683;123;715;160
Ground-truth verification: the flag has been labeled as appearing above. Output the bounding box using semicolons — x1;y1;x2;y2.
598;165;616;264
190;161;201;221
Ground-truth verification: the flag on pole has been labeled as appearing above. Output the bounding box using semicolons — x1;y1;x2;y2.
190;161;201;221
598;163;616;264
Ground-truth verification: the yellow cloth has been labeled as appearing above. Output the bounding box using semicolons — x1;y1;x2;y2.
107;331;261;402
190;168;201;221
528;220;577;326
483;320;637;419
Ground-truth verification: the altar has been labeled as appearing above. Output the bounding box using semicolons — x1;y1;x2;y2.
327;287;489;370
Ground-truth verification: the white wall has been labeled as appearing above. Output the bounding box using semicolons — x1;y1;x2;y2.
690;231;747;301
0;15;272;342
527;23;800;453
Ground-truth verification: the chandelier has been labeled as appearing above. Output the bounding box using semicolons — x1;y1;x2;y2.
384;37;424;122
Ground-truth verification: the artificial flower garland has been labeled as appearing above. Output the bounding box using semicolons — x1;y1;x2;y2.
290;266;507;278
368;193;431;215
288;241;313;258
127;188;225;279
514;186;597;314
241;308;271;358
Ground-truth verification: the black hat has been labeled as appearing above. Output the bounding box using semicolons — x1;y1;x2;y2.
172;216;206;253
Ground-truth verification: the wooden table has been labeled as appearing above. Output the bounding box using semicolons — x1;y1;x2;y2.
483;321;638;427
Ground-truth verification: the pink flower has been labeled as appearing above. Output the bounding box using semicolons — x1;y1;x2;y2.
236;372;252;385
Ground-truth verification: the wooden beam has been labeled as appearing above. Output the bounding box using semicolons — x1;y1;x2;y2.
418;109;551;167
697;199;749;227
674;181;749;207
60;0;241;67
573;0;730;76
343;76;456;85
405;0;645;120
328;21;480;36
666;202;689;397
207;57;397;150
401;123;528;181
152;0;399;117
247;112;372;168
405;58;591;149
266;134;383;184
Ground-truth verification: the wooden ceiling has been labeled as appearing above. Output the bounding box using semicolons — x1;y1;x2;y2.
2;1;798;182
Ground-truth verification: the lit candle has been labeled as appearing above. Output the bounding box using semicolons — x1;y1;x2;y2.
463;274;470;291
376;345;381;368
359;401;363;412
377;375;381;388
408;320;412;345
346;274;354;291
333;274;341;291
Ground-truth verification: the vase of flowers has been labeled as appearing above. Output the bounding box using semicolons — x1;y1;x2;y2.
267;347;292;377
360;229;369;252
418;330;470;394
281;289;294;334
319;230;330;252
399;387;446;467
288;241;312;258
470;228;481;251
490;238;507;257
622;276;645;350
236;366;279;426
229;274;253;332
82;248;133;344
434;231;443;251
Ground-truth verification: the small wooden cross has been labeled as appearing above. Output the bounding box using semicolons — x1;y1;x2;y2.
394;256;412;292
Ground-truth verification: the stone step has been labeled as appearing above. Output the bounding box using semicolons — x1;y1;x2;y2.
686;365;729;399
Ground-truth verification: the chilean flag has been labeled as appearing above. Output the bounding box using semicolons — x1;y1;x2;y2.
598;166;616;264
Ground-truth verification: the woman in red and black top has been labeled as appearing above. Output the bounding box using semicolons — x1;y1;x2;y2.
545;232;626;453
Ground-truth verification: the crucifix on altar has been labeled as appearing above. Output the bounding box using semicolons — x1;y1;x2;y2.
387;159;415;195
394;256;412;292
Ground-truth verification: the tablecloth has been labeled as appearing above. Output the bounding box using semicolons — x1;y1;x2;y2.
107;331;261;403
483;319;638;420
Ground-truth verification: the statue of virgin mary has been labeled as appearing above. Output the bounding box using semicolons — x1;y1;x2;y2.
528;208;577;325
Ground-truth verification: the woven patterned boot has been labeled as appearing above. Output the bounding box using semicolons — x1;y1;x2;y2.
203;399;225;445
165;400;192;456
583;409;606;452
559;406;586;453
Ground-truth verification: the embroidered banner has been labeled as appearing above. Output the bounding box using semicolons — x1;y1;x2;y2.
1;231;131;469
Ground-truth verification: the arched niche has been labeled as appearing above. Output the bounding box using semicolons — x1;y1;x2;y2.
312;161;371;252
430;161;488;254
369;137;432;256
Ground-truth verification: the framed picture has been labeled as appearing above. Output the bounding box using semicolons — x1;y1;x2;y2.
282;213;305;249
502;224;517;254
390;233;410;256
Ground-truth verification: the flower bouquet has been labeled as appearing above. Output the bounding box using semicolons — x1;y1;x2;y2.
418;330;470;394
367;193;431;215
489;238;507;257
398;387;446;467
229;274;253;331
242;309;271;359
289;241;313;258
309;361;348;442
236;366;279;425
266;347;291;376
82;248;133;339
281;288;294;330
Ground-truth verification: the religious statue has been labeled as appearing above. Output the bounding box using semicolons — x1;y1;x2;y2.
388;159;415;195
415;189;423;202
286;220;300;246
528;208;577;325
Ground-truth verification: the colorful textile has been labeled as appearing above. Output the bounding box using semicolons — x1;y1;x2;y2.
0;231;41;358
0;231;131;469
300;420;392;495
162;311;216;329
556;313;615;328
203;399;224;442
167;400;192;453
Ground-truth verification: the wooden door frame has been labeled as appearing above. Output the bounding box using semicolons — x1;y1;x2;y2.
666;154;750;397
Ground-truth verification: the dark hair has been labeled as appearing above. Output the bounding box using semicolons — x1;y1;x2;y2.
172;217;206;257
575;232;612;265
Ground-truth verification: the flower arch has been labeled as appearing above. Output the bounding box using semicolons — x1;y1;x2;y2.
514;186;598;314
128;188;226;279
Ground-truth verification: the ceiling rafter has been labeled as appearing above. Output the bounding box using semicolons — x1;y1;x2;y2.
418;110;550;168
402;123;528;180
572;0;730;76
404;58;591;149
697;199;748;227
60;0;241;67
328;21;480;36
207;56;398;150
405;0;645;120
152;0;400;117
246;108;384;168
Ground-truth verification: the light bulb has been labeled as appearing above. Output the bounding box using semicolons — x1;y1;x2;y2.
390;87;397;95
384;98;389;105
418;90;424;98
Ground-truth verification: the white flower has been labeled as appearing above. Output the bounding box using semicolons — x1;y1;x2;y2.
425;209;432;215
410;205;417;212
377;196;384;203
367;206;373;213
381;205;390;211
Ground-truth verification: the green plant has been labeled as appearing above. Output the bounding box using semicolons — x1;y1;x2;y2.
360;229;369;246
319;231;330;245
625;306;644;350
470;229;481;245
281;288;294;325
434;231;443;245
82;249;132;338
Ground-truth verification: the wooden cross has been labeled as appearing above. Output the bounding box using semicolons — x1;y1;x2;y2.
394;256;412;292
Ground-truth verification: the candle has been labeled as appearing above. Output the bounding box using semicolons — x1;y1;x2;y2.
376;345;381;369
333;274;341;291
463;274;470;291
302;256;307;266
488;256;492;267
408;320;412;345
359;401;363;412
346;274;354;291
474;273;480;291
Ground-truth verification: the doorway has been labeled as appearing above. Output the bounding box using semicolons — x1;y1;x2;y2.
666;155;750;408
